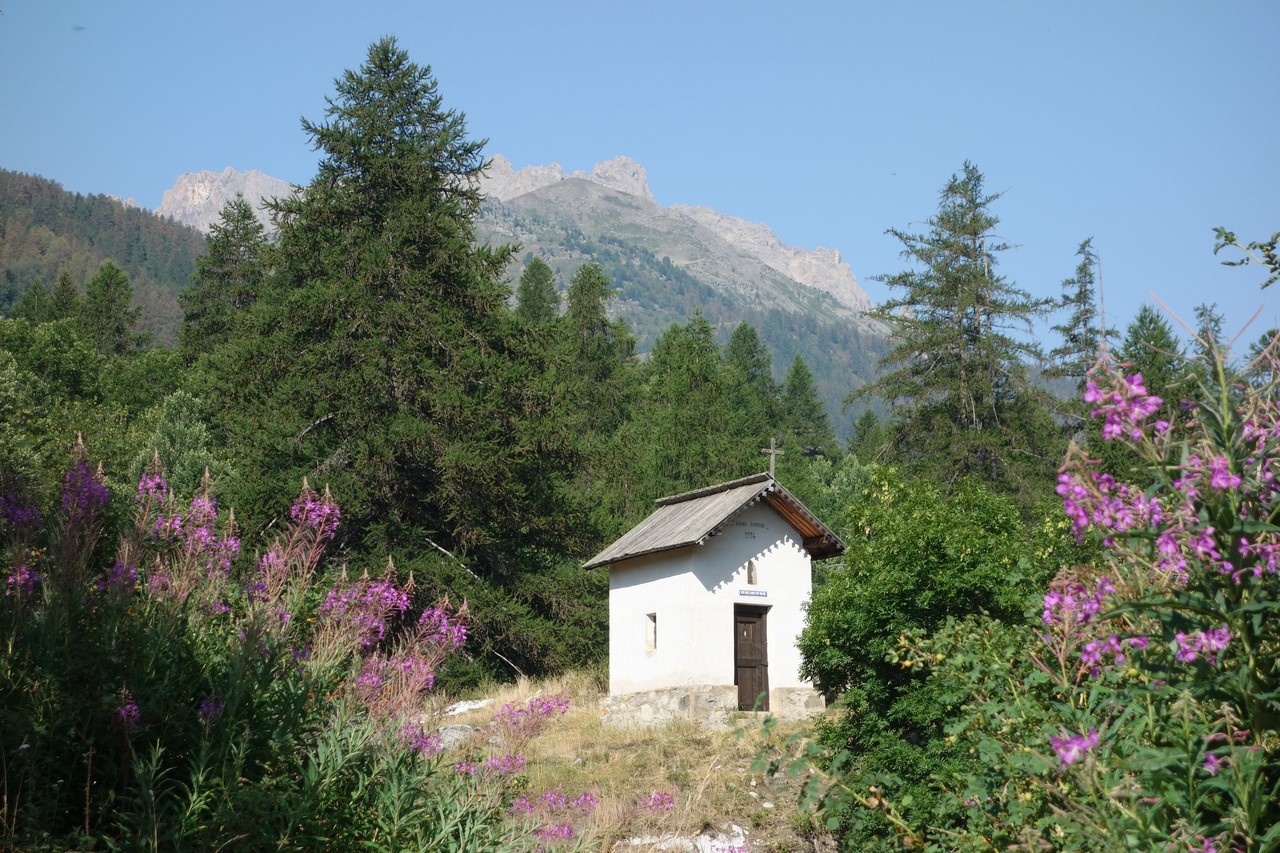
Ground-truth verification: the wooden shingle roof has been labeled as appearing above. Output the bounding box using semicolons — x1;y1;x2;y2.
582;473;845;570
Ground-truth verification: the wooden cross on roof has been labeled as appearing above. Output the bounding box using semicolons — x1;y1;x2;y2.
761;437;784;477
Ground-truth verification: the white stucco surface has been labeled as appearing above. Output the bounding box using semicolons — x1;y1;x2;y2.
608;502;814;696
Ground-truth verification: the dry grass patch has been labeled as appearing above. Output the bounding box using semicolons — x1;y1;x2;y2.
444;671;834;851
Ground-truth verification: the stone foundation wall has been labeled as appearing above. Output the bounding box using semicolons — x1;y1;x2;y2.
601;685;825;729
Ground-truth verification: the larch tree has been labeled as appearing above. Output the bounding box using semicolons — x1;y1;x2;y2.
80;260;146;356
782;353;838;459
514;256;560;325
179;194;268;358
204;38;583;567
855;162;1058;502
1048;238;1110;390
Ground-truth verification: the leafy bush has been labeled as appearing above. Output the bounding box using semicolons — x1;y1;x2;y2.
790;349;1280;851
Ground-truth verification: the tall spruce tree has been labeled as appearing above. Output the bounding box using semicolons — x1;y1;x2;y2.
623;311;761;505
204;38;581;567
179;194;268;358
49;271;81;322
1048;238;1109;389
856;162;1058;501
724;322;780;427
782;353;838;459
80;260;146;356
514;256;560;325
10;279;50;323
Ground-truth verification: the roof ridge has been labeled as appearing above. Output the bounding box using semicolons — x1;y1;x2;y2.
654;472;771;506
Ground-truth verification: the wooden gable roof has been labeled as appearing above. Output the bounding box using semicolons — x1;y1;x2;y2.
582;472;845;570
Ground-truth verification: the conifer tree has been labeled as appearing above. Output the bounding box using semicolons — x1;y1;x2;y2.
514;256;559;325
1117;305;1185;409
11;279;50;322
855;163;1058;501
724;322;780;426
180;194;268;357
624;311;762;503
1048;238;1110;390
49;270;81;322
782;353;838;458
80;260;145;356
205;38;581;565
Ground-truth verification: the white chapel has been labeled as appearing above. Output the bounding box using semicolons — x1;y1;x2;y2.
583;472;844;724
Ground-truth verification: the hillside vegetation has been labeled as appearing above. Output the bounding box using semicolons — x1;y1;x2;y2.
0;169;205;343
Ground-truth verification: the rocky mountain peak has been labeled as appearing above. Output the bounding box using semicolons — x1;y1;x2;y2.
482;155;654;203
157;167;293;232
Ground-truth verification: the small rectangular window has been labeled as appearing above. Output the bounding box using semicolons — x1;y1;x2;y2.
645;612;657;651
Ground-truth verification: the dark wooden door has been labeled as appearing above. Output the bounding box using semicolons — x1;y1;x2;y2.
734;606;769;711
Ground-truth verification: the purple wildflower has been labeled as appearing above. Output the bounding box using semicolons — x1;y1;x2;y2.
115;695;141;732
1174;625;1231;664
1050;728;1099;768
198;698;225;722
481;753;527;775
1203;752;1224;776
97;561;138;593
61;459;109;523
396;724;442;757
0;492;42;527
5;564;40;598
290;488;341;540
643;790;676;813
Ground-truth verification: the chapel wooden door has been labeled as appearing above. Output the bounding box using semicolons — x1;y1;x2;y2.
734;605;769;711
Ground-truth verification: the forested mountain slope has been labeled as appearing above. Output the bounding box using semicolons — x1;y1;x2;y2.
0;169;205;343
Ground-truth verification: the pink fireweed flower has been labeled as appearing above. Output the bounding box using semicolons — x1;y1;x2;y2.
535;824;575;842
97;561;138;593
1042;576;1113;626
1208;456;1242;491
481;753;527;775
1175;625;1232;664
643;790;676;813
198;698;225;722
61;459;109;522
396;724;443;757
418;605;468;650
135;471;169;504
5;564;40;598
0;492;42;527
1086;373;1163;442
115;695;141;732
290;488;341;540
1050;728;1099;768
318;578;410;647
1203;752;1224;776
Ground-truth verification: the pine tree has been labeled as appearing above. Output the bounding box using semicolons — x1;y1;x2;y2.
49;270;81;322
624;311;761;503
855;162;1058;501
724;322;780;426
782;354;838;458
11;279;50;322
80;260;146;356
205;38;581;564
1048;238;1110;389
1117;305;1186;408
514;256;560;325
179;194;268;357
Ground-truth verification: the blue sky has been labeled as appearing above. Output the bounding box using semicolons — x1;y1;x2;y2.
2;0;1277;348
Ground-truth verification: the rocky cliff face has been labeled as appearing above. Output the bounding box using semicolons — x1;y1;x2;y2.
157;167;293;232
483;154;656;203
481;157;868;313
671;204;870;313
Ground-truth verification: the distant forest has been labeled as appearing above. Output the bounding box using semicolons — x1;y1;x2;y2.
0;169;205;343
